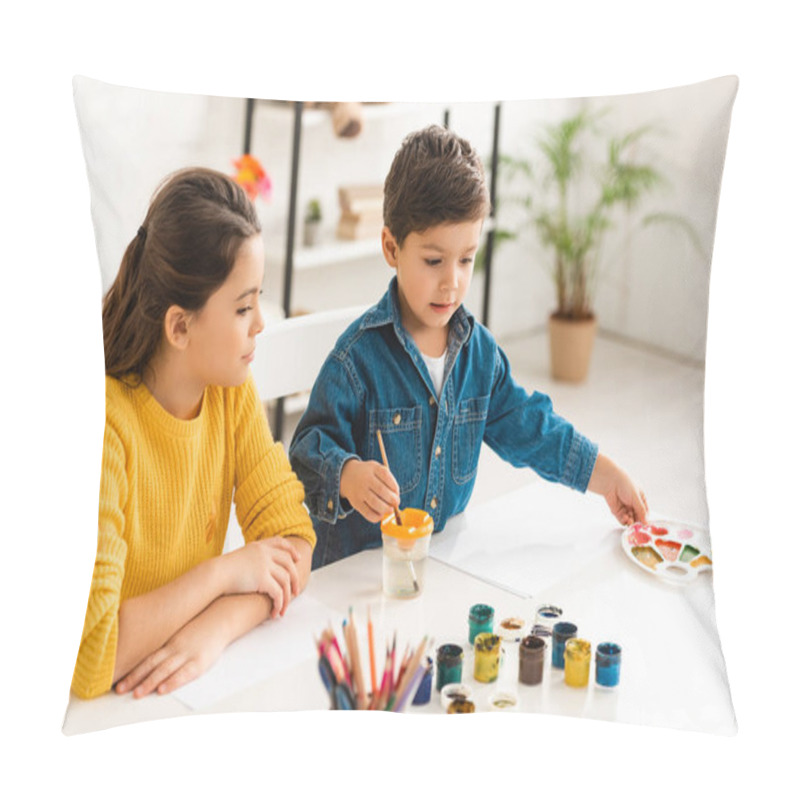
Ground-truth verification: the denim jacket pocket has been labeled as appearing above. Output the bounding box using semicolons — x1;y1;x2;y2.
452;395;490;485
368;405;423;494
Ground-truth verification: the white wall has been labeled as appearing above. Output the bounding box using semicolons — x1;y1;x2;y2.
73;76;735;360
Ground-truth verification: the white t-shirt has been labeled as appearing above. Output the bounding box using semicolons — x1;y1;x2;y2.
421;351;447;398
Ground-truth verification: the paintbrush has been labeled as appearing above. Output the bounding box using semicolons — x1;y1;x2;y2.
376;429;403;525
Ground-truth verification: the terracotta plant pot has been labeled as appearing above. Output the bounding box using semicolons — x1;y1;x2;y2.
548;313;597;382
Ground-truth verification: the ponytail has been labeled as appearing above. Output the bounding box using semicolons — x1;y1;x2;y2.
102;168;260;382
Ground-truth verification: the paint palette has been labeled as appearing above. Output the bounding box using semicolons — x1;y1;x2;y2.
621;520;712;584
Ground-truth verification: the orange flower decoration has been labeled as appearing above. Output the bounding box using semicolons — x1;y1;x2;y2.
233;154;272;202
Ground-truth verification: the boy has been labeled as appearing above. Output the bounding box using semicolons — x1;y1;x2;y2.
289;125;648;568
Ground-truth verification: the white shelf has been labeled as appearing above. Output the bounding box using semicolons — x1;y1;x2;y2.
265;235;383;271
253;100;447;130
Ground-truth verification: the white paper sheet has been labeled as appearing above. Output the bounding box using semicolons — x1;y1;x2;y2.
429;482;622;597
172;593;341;711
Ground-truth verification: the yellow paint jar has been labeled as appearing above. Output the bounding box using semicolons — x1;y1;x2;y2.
473;632;501;683
564;638;592;688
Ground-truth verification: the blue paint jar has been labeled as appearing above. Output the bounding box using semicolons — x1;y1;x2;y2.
436;644;464;691
468;604;494;644
551;622;578;669
412;657;434;705
595;642;622;687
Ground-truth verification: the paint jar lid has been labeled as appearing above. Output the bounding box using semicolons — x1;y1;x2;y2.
469;603;494;623
596;642;622;664
488;690;519;711
440;683;472;710
535;604;563;623
436;643;464;667
520;635;546;660
380;508;434;541
565;638;592;661
552;621;578;641
474;632;501;653
497;616;526;641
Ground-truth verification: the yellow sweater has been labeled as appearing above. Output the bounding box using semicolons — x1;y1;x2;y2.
71;373;316;699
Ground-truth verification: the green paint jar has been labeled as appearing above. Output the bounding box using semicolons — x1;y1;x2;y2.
468;604;494;644
436;644;464;692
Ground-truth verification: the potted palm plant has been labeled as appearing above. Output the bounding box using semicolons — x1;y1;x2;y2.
502;110;690;381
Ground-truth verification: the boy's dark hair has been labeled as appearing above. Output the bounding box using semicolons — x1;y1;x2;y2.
383;125;491;246
102;167;260;382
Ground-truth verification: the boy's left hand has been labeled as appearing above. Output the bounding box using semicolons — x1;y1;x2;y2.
587;453;649;527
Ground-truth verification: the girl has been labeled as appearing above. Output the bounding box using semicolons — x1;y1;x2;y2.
71;167;316;700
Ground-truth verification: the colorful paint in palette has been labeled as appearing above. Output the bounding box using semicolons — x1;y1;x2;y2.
621;520;712;584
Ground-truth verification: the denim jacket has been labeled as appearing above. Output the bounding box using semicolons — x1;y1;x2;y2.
289;278;598;568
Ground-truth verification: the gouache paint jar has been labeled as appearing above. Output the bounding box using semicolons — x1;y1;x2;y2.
473;632;502;683
519;635;546;686
436;644;464;691
551;622;578;669
564;639;592;688
468;603;495;644
595;642;622;688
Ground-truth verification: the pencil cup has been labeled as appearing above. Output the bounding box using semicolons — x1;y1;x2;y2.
564;639;592;688
380;508;434;598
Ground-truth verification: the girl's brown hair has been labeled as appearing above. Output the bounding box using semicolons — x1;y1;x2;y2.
383;125;491;247
102;167;260;381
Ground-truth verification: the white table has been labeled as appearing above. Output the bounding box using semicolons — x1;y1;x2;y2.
63;483;735;735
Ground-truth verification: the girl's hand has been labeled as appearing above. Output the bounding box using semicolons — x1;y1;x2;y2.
588;453;649;526
224;537;300;617
115;606;231;699
340;458;401;524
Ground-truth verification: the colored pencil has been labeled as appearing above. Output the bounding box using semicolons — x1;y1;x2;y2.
393;661;427;713
376;429;403;525
347;608;368;710
389;636;428;711
367;607;377;699
373;645;389;710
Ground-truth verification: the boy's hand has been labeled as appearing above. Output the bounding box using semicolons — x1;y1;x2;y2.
340;458;401;524
223;537;300;617
587;453;649;526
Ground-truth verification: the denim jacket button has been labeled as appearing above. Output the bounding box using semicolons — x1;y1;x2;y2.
327;499;334;511
393;413;402;425
430;497;438;509
429;395;435;406
435;446;442;457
